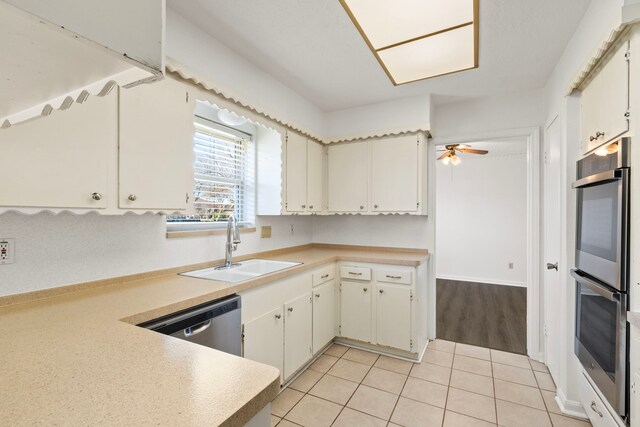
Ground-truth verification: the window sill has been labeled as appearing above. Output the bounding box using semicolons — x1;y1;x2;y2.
166;227;257;239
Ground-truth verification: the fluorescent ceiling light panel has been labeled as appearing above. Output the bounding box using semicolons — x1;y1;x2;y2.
340;0;478;85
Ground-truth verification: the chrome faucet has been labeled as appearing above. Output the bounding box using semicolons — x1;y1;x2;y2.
217;214;241;269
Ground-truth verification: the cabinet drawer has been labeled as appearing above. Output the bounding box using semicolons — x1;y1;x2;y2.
313;265;335;287
340;266;371;281
376;269;412;285
579;373;619;427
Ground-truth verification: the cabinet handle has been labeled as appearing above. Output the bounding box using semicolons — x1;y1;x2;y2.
590;401;603;417
379;289;384;294
596;131;605;138
315;293;320;298
386;275;402;279
309;205;314;209
348;272;363;276
288;307;294;312
186;193;190;204
363;287;368;292
128;194;137;202
275;314;281;320
321;274;329;279
91;192;102;201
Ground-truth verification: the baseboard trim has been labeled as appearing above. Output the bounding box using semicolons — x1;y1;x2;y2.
436;274;527;288
556;387;588;419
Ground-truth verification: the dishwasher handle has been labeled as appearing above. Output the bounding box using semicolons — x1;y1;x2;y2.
184;320;212;337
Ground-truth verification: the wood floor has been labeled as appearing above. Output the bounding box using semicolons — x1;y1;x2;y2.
436;278;527;354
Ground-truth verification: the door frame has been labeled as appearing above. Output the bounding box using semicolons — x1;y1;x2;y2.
432;126;541;359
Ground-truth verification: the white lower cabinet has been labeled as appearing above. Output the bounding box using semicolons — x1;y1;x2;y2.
631;326;639;427
579;373;621;427
376;283;412;351
340;280;373;343
283;293;313;379
313;280;336;354
243;306;284;375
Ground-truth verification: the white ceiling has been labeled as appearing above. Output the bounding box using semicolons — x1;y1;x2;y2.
168;0;591;112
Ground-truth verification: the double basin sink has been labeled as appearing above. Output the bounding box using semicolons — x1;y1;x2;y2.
180;259;301;283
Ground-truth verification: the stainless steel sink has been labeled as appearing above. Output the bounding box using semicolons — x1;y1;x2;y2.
180;259;302;283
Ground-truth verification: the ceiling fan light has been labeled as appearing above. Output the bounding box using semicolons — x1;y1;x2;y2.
441;155;451;165
450;154;461;166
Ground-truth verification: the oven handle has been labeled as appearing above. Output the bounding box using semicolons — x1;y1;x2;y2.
571;169;622;189
570;270;620;301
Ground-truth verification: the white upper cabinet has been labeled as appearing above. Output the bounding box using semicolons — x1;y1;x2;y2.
0;90;117;209
119;79;194;211
581;41;630;153
371;135;420;213
307;140;324;213
285;132;308;213
328;142;369;213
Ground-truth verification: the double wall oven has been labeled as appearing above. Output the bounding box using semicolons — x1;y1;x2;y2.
572;138;630;421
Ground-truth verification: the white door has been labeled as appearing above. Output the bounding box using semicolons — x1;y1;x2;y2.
371;135;419;212
307;140;323;213
340;280;372;342
376;283;412;351
119;78;194;210
284;293;312;379
544;116;562;382
327;142;368;213
285;132;307;213
243;306;284;381
0;90;116;209
313;280;336;354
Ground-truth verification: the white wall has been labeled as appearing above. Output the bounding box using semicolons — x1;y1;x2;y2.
435;150;528;286
0;212;312;297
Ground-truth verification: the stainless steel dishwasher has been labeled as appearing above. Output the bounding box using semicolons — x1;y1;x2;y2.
139;295;242;356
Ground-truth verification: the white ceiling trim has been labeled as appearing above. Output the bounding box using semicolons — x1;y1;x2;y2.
167;58;431;144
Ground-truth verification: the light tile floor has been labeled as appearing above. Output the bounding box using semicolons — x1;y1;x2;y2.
270;340;592;427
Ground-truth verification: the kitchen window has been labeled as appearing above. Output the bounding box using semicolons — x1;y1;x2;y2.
167;115;255;231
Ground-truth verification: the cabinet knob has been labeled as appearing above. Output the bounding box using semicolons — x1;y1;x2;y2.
315;293;320;298
275;314;281;320
374;204;379;209
288;307;294;312
379;289;384;294
363;287;368;292
91;192;102;201
360;205;364;210
301;204;306;209
128;194;137;202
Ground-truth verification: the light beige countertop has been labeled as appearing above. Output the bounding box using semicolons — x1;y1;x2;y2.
0;244;428;426
629;311;640;329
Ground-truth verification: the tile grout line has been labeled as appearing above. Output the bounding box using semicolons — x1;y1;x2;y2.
491;348;499;426
440;341;456;427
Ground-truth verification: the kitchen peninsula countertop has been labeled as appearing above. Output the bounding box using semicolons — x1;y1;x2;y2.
0;244;428;426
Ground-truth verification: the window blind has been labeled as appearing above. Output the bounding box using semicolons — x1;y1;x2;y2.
168;121;248;224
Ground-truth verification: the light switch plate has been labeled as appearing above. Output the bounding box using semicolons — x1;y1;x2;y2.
0;238;15;264
261;226;272;238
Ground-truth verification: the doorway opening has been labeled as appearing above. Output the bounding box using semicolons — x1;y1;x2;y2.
435;139;529;354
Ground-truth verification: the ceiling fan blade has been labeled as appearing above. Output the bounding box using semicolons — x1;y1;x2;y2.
437;152;450;160
458;148;489;154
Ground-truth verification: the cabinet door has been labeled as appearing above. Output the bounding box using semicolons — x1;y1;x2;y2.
371;135;419;213
313;280;336;354
119;78;194;210
243;306;284;381
340;280;372;342
285;132;307;213
632;372;639;426
581;42;629;153
307;140;323;213
0;91;115;209
376;284;412;351
284;293;312;379
327;142;368;213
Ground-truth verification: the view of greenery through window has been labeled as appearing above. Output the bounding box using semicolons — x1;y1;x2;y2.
167;120;248;225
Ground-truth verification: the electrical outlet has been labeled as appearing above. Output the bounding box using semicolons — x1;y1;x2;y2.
0;238;15;265
261;226;272;238
508;262;514;270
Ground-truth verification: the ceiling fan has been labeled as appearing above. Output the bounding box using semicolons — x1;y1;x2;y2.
437;144;489;165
